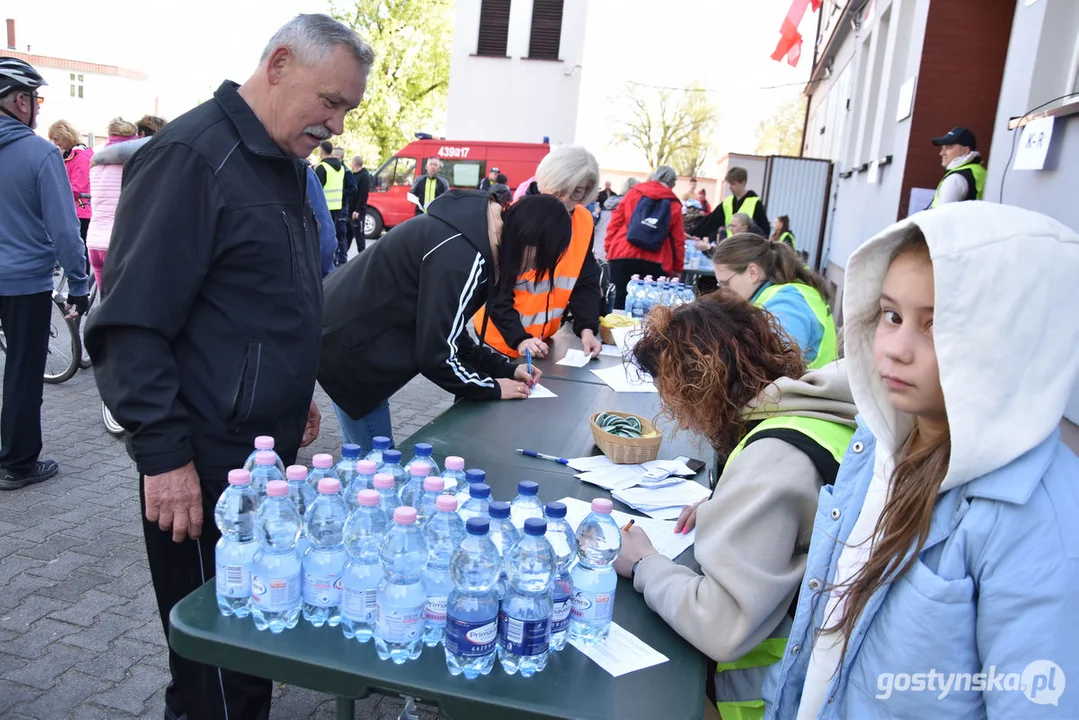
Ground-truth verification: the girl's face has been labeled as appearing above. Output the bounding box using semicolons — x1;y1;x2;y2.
873;247;946;422
714;263;762;301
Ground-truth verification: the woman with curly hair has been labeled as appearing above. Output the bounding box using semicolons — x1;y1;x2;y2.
612;290;857;720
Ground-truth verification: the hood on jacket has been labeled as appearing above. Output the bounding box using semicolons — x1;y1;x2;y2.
947;150;982;170
92;135;151;166
842;201;1079;492
634;180;679;202
0;115;34;149
319;156;343;171
745;359;857;428
425;189;494;258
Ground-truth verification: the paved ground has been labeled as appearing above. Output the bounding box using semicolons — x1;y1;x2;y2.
0;352;453;720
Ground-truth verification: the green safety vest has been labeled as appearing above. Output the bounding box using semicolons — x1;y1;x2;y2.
320;160;345;211
714;414;856;720
930;160;986;208
722;195;760;227
779;231;795;249
753;283;838;370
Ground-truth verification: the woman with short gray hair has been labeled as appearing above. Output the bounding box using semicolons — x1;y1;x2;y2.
649;165;678;188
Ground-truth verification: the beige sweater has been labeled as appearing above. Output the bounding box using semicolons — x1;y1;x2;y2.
632;361;856;663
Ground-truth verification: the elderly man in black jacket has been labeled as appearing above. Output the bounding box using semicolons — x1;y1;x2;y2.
85;14;373;720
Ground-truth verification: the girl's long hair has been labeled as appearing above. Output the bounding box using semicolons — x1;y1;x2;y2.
714;233;833;304
495;194;572;295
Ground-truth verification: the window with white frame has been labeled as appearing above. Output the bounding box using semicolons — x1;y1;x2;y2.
69;73;84;99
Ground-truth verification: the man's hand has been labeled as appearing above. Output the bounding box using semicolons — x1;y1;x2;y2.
514;364;543;387
497;377;532;400
580;329;603;358
65;294;90;318
301;400;321;448
144;462;203;543
352;211;360;221
516;337;549;359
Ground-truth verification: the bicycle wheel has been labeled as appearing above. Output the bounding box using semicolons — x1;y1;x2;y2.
43;300;81;384
78;281;97;369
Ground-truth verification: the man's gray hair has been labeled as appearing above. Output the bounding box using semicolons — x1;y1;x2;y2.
730;212;752;227
620;177;639;195
261;13;375;69
649;165;678;188
535;146;600;203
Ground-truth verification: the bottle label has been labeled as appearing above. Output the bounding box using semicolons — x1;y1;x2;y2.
570;587;616;623
423;595;448;626
445;615;498;658
498;611;550;656
551;597;572;634
376;603;425;644
302;571;343;607
251;570;300;612
215;561;251;598
341;587;377;623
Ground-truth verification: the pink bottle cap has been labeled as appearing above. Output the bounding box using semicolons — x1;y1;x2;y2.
266;480;288;497
285;465;307;481
394;506;418;525
591;498;613;514
312;453;334;469
356;460;377;475
254;435;275;450
255;450;276;466
227;469;251;486
409;463;430;477
423;477;445;492
435;495;457;513
318;478;341;494
444;456;465;471
373;473;394;490
357;489;380;507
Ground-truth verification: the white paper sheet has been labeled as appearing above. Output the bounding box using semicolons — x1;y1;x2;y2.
599;344;624;358
613;482;710;513
567;455;619;473
590;364;657;393
556;348;594;368
557;497;696;562
575;459;696;492
526;383;558;399
609;325;641;354
569;622;669;677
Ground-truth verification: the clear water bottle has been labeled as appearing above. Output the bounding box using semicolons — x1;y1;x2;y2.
251;450;285;497
375;506;428;664
405;442;441;477
366;436;393;468
569;498;622;645
458;482;491;524
306;453;340;490
625;273;641;313
509;480;543;530
498;517;555;677
398;463;429;510
417;476;445;524
544;501;578;652
250;480;302;633
347;460;379;510
644;280;660;314
441;456;466;496
445;517;501;679
336;443;362;492
488;501;519;599
243;435;285;476
373;472;401;519
380;449;408;494
422;495;465;647
455;468;486;509
284;465;317;557
302;478;348;628
214;469;259;618
340;489;388;643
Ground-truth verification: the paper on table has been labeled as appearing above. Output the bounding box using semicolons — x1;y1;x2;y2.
527;383;558;399
556;348;594;368
639;506;687;521
590;364;657;393
609;325;641;353
569;622;669;677
613;482;710;512
576;460;695;492
599;344;623;358
567;455;618;472
557;497;695;562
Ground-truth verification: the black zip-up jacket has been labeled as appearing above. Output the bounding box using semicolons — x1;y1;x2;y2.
85;81;322;486
691;190;771;241
319;190;517;420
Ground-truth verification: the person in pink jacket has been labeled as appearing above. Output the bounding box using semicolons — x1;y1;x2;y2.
86;117;138;289
47;119;93;238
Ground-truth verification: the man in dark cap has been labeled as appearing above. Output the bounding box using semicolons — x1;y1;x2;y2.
929;126;985;208
479;165;500;191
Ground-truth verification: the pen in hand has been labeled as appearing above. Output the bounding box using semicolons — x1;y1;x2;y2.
622;519;635;532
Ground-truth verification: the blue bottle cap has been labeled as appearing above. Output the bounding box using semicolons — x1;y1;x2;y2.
517;480;539;496
466;517;490;535
489;500;510;518
523;517;547;536
382;449;402;463
469;483;491;500
372;436;391;450
545;501;566;519
341;443;362;459
414;442;433;455
465;468;486;484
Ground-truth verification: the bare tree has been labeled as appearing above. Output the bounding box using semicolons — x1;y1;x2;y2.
613;83;718;170
755;96;807;157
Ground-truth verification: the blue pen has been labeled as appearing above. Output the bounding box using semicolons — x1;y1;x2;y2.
516;449;569;466
526;347;533;379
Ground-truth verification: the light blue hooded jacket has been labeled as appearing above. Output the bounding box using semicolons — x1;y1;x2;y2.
764;202;1079;719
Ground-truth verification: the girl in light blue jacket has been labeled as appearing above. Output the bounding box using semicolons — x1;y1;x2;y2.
764;201;1079;719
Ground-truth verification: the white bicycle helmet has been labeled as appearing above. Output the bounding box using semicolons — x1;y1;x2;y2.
0;57;47;98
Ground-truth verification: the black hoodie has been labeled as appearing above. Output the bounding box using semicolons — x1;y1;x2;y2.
314;155;343;186
319;190;517;419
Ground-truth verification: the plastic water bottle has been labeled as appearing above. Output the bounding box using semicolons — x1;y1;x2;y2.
405;442;441;477
422;495;465;647
441;456;466;496
341;489;387;643
366;436;392;467
347;460;378;510
625;274;641;313
301;478;348;628
283;465;316;557
380;449;408;493
509;480;543;530
569;498;622;645
488;501;519;599
214;469;259;618
243;435;285;475
375;506;428;664
445;517;501;679
458;482;491;524
498;517;555;677
645;280;660;314
455;468;486;509
336;443;362;492
251;450;285;497
417;476;445;524
399;463;429;510
306;453;340;491
544;501;578;652
250;480;302;633
373;472;401;519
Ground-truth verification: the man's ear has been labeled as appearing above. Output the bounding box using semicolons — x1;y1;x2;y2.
265;46;293;86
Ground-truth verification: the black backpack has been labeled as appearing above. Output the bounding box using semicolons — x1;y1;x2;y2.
626;195;672;252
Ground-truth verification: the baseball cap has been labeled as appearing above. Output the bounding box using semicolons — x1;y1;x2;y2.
490;166;500;172
931;127;976;150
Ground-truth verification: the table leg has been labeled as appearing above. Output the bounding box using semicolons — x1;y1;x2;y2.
336;696;355;720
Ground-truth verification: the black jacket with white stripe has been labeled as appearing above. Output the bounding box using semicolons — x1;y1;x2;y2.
319;190;516;420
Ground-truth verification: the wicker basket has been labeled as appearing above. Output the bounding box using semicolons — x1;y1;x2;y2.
590;411;663;464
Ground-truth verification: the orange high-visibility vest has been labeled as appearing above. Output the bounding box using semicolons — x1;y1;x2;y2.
473;204;594;358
